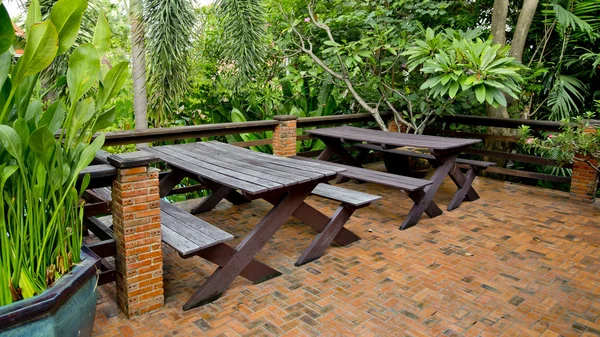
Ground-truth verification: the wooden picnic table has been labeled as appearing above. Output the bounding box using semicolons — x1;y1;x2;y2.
143;141;357;309
305;126;482;229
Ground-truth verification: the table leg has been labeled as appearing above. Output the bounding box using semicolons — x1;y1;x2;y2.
190;185;236;214
158;169;187;198
407;190;443;218
401;152;459;230
447;167;478;211
191;243;281;283
320;137;364;167
295;205;356;266
263;197;361;246
182;183;315;310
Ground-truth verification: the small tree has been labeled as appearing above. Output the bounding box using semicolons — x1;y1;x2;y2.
283;2;525;134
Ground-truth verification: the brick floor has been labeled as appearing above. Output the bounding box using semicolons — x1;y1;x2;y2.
92;163;600;337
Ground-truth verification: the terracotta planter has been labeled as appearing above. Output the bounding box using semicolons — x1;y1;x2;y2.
0;246;101;337
383;147;432;178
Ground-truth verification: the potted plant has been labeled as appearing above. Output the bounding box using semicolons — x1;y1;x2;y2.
0;0;127;335
519;112;600;174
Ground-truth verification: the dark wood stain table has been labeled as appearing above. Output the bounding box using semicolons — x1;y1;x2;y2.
143;141;349;309
305;126;481;229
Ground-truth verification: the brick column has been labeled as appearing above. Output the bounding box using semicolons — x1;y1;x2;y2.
387;119;407;133
272;115;298;157
570;126;599;203
108;152;163;318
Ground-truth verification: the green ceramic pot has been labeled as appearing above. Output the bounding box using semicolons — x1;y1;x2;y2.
0;246;101;337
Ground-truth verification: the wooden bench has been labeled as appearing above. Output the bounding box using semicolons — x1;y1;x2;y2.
291;156;444;221
86;187;281;308
353;143;496;170
353;143;496;211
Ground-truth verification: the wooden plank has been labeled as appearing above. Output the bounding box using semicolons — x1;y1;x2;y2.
204;141;344;176
462;148;567;167
161;201;233;245
428;129;519;142
196;143;311;185
161;226;201;256
439;115;563;131
307;126;481;150
484;166;571;184
291;156;432;190
85;239;116;258
311;184;380;207
99;120;279;147
145;147;268;194
174;145;284;189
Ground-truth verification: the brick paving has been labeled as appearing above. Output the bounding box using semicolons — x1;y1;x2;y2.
92;163;600;337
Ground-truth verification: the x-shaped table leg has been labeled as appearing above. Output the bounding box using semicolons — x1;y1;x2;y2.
401;152;459;230
182;182;316;310
446;166;480;211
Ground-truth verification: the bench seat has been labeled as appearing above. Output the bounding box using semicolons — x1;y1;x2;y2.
292;156;432;192
311;183;381;208
353;143;496;168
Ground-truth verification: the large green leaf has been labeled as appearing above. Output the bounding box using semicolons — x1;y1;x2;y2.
97;61;128;108
29;126;56;165
12;20;58;83
0;4;13;54
67;43;99;103
70;97;96;130
25;0;42;34
74;134;104;175
39;101;66;134
0;51;10;90
92;10;110;57
92;106;115;133
0;125;21;159
50;0;87;55
13;118;29;151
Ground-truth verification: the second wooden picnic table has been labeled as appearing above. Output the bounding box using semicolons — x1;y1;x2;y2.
305;126;482;229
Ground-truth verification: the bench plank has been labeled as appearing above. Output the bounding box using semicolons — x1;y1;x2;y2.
311;184;380;208
292;156;432;192
354;143;495;168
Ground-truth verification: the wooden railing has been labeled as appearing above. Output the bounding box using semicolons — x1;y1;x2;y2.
84;112;599;192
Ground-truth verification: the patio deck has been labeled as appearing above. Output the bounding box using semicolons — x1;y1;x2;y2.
91;162;600;337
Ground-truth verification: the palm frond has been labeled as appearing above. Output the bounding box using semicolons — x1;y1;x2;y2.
144;0;196;126
216;0;267;87
546;75;587;120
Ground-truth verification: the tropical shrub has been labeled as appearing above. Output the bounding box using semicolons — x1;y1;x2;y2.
519;112;600;173
0;0;127;305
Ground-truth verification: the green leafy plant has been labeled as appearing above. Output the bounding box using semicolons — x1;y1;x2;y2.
519;112;600;173
0;0;127;306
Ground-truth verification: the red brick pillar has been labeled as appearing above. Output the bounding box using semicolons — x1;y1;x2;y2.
272;115;298;157
108;152;163;317
570;126;599;203
387;119;407;133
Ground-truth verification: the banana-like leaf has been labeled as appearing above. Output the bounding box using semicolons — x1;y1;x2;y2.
74;134;104;176
98;61;128;108
40;101;66;134
0;4;13;54
49;0;87;55
0;51;10;92
25;0;41;36
67;43;99;103
12;21;59;83
30;126;56;166
92;10;110;57
0;125;21;159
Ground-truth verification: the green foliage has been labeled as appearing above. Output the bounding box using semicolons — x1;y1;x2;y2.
519;111;600;172
217;0;267;87
145;0;195;127
407;28;525;108
0;1;127;306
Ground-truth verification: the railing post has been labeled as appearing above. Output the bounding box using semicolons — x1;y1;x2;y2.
107;152;164;318
272;115;298;157
570;126;599;203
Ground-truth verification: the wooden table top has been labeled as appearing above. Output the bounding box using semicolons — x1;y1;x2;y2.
306;126;481;150
144;141;345;196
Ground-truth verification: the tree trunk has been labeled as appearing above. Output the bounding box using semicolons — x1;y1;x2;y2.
130;0;149;148
490;0;509;46
510;0;539;63
485;0;513;167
